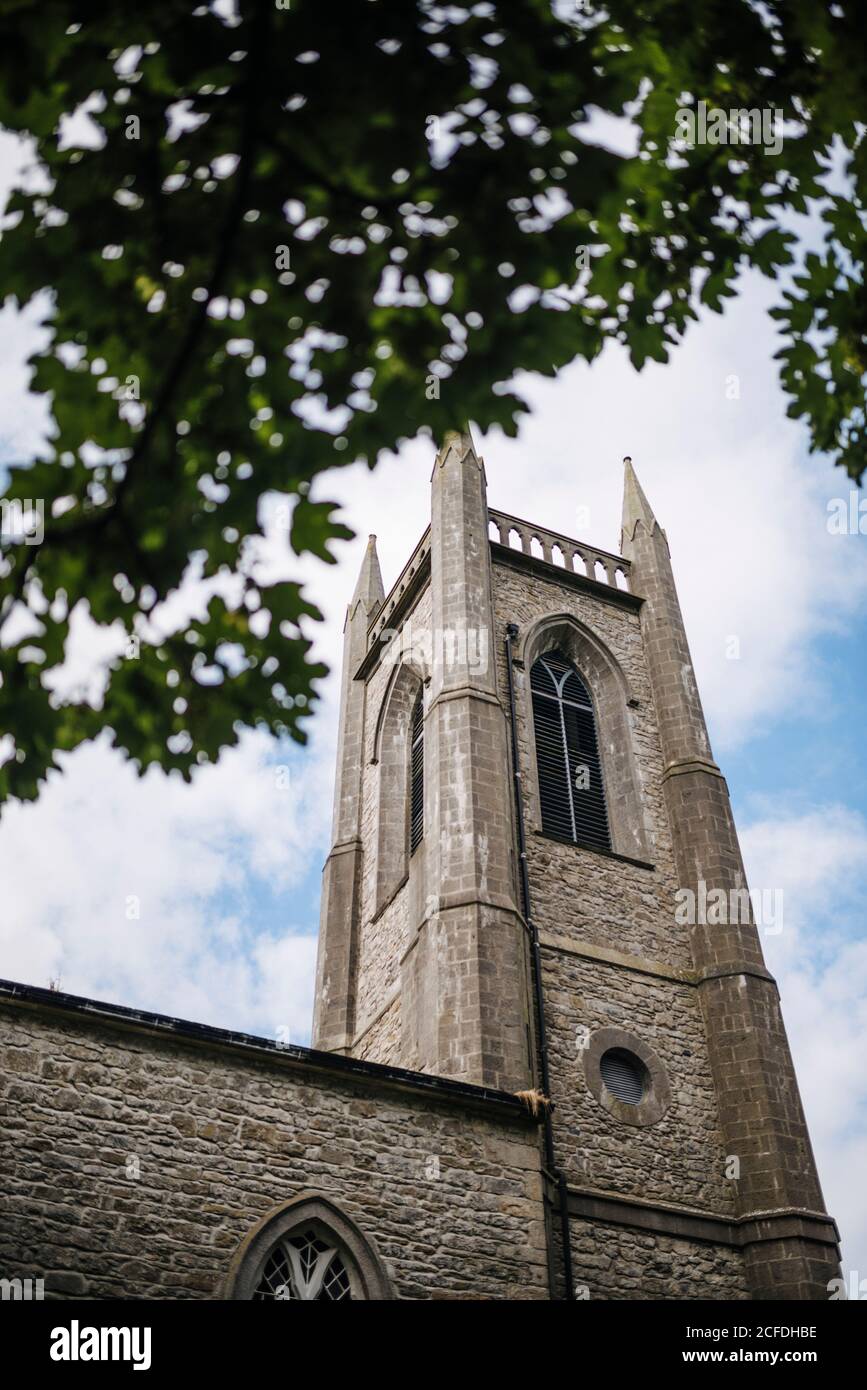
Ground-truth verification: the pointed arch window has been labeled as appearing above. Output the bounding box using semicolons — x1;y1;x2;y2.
254;1228;352;1300
374;666;423;912
409;691;424;855
228;1196;393;1300
530;650;611;850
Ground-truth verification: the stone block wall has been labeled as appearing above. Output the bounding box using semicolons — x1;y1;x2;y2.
352;581;433;1064
491;555;756;1296
355;996;401;1067
492;563;690;969
489;547;840;1300
568;1221;749;1300
543;948;736;1213
0;987;548;1301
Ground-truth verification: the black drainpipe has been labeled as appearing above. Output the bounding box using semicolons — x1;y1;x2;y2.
504;623;575;1302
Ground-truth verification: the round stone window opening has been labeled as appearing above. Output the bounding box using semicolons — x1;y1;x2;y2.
583;1027;672;1127
600;1047;647;1106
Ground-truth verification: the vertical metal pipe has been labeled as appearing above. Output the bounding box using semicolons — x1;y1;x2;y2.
504;623;575;1302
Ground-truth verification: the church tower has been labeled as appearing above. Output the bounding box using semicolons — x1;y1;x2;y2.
314;430;532;1090
314;431;841;1300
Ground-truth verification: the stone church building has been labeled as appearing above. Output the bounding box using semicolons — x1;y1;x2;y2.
0;431;840;1299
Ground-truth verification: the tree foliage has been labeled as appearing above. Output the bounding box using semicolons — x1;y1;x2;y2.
0;0;864;805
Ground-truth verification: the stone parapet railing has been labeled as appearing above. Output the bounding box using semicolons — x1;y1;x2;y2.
488;508;632;592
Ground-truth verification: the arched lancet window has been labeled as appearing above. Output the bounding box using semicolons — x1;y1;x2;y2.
228;1196;393;1301
409;691;424;855
373;665;424;912
254;1227;352;1301
530;649;611;850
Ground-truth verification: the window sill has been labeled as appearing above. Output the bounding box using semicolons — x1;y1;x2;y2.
371;871;409;924
530;829;655;872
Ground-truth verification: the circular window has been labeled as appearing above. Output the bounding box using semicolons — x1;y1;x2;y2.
583;1027;671;1126
600;1048;647;1105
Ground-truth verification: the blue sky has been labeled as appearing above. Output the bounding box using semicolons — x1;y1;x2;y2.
726;618;867;813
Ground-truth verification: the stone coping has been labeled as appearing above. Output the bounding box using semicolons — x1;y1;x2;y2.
566;1184;842;1252
0;978;539;1125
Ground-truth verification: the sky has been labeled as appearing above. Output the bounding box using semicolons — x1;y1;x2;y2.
1;135;866;1284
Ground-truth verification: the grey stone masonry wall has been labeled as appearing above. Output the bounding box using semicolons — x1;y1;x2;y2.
355;997;401;1068
492;562;688;969
490;550;755;1297
568;1220;749;1300
352;581;434;1062
309;437;839;1301
544;951;736;1216
313;537;384;1055
338;433;534;1091
621;461;841;1300
489;476;840;1300
0;986;548;1301
405;432;532;1091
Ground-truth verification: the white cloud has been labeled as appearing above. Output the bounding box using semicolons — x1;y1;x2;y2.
0;129;52;467
742;805;867;1282
291;275;867;758
0;729;331;1041
0;298;51;467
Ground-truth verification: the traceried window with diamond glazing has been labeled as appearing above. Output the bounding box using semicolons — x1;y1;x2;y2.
253;1228;353;1301
530;649;611;851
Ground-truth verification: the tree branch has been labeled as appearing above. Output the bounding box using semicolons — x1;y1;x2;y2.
0;3;269;640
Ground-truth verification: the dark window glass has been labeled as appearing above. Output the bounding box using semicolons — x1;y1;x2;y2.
600;1049;646;1105
253;1229;352;1300
530;650;611;851
409;693;424;854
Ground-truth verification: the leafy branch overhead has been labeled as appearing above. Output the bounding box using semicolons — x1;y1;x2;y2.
0;0;864;806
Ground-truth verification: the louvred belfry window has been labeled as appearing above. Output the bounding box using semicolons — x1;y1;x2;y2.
409;692;424;855
600;1048;646;1105
530;650;611;851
